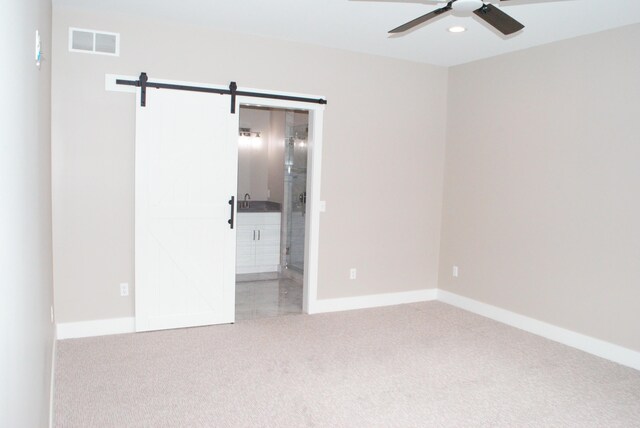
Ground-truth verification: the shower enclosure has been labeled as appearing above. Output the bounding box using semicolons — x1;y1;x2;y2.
283;111;308;274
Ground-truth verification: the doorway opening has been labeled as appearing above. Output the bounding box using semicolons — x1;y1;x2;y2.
235;106;310;321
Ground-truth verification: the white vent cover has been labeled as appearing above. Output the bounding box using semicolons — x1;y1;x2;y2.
69;27;119;56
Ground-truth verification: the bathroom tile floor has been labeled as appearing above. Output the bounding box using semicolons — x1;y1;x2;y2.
235;275;303;321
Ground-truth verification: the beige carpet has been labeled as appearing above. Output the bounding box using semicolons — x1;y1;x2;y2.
54;302;640;427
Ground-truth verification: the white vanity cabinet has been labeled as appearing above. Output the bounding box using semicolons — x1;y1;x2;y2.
236;212;281;274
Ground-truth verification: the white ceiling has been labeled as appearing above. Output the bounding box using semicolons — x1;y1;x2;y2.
54;0;640;66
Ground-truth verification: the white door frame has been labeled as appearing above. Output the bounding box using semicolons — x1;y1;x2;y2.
107;74;324;315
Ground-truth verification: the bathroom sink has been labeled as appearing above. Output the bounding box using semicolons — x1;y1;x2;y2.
237;200;281;213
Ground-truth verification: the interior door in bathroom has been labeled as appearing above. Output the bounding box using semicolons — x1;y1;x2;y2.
135;88;239;332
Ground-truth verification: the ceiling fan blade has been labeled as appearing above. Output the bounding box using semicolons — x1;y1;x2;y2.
473;4;524;35
388;4;452;33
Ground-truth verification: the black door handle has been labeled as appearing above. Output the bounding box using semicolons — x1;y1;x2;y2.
228;196;235;229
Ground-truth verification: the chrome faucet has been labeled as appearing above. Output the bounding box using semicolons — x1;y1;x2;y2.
243;193;251;209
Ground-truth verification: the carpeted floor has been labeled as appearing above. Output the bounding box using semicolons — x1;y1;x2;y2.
54;302;640;427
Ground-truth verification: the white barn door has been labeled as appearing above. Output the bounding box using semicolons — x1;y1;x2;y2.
135;88;238;332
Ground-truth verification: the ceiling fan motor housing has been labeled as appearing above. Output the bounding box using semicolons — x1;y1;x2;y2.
452;0;485;14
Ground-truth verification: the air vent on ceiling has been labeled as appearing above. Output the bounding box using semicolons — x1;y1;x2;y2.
69;27;119;56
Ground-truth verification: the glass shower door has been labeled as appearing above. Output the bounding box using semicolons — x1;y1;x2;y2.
284;116;308;273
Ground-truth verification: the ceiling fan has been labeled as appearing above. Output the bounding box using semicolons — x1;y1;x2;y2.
389;0;527;36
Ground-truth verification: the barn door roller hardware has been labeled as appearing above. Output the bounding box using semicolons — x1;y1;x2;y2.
116;72;327;113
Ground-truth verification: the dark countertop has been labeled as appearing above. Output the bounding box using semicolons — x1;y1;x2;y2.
237;200;281;213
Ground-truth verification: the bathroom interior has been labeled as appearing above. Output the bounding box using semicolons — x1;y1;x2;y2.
235;106;309;321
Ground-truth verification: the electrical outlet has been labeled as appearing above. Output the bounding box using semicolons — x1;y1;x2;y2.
120;282;129;297
349;268;357;280
452;265;459;278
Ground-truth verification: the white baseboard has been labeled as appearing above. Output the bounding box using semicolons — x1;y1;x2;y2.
52;291;640;372
437;290;640;371
56;317;135;340
49;330;56;428
310;288;438;314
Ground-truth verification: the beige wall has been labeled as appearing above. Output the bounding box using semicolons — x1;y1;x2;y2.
52;6;448;322
0;0;54;425
439;24;640;351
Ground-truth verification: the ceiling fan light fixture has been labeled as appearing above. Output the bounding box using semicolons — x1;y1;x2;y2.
448;25;467;33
